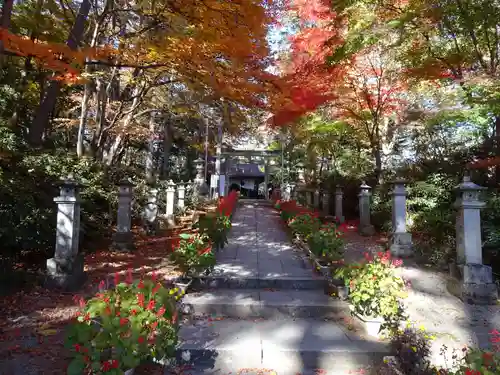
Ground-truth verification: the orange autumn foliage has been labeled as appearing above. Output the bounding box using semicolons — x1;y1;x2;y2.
0;28;114;83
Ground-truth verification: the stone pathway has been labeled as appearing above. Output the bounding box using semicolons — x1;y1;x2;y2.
175;202;389;375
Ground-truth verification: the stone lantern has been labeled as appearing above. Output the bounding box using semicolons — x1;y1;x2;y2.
454;175;497;304
112;179;135;251
358;182;375;236
390;179;413;257
46;174;86;290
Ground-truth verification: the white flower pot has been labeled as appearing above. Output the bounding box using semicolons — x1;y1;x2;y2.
354;312;384;338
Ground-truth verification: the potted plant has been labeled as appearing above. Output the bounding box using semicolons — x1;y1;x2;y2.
169;232;215;279
288;213;321;241
66;273;179;375
334;251;407;338
308;223;344;277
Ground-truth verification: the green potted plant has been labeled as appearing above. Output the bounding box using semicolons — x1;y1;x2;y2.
288;213;321;241
66;272;179;375
169;232;215;287
308;223;344;276
334;251;407;337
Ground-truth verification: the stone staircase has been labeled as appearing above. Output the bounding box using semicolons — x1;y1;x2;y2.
173;202;390;375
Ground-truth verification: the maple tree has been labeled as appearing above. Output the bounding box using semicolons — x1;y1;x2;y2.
269;0;409;181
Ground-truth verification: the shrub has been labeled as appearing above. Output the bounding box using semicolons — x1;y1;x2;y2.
334;251;407;329
288;213;321;240
389;323;437;375
65;271;179;374
308;223;344;260
169;233;215;276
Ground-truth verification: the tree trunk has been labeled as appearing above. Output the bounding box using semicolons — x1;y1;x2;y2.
373;146;382;185
145;112;157;184
161;117;173;179
495;116;500;185
0;0;14;68
77;20;101;157
28;0;91;147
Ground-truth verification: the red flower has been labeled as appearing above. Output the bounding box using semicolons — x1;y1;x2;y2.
146;299;156;310
483;351;493;364
137;293;145;308
131;309;137;315
138;336;145;344
138;280;145;289
74;343;81;352
151;271;157;283
98;280;105;291
490;329;500;335
392;259;403;267
104;306;112;316
151;283;161;296
78;297;86;308
156;306;166;317
119;317;129;326
198;246;212;255
151;321;158;330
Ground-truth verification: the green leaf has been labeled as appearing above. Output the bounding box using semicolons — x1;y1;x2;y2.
67;359;85;375
387;19;402;28
179;233;192;239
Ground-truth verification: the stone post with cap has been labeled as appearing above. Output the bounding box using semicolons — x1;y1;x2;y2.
177;182;186;210
335;186;345;223
454;174;497;304
112;179;135;251
322;190;330;217
46;174;86;290
192;158;209;200
313;189;320;209
144;185;159;235
358;182;375;236
390;179;413;257
165;180;176;226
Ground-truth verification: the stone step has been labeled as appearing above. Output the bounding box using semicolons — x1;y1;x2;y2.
181;289;347;319
191;275;326;290
176;317;390;375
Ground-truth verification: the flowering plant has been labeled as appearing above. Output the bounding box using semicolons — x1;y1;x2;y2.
308;223;344;260
288;213;321;240
169;232;215;276
66;271;179;374
441;329;500;374
334;251;407;325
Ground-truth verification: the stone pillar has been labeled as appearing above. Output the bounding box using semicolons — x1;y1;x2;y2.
165;180;176;225
358;182;375;236
283;183;292;201
193;158;209;201
322;191;330;216
306;190;313;207
313;190;320;209
291;184;297;201
454;175;497;304
390;179;413;257
177;182;186;210
46;175;86;290
144;186;159;234
112;179;135;251
335;186;345;223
